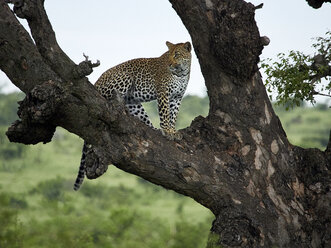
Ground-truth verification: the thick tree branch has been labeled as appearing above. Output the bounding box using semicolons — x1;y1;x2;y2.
0;2;60;92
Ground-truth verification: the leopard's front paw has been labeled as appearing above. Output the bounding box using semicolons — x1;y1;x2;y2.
172;131;183;140
161;129;183;141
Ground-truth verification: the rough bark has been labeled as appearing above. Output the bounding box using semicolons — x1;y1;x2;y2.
0;1;330;247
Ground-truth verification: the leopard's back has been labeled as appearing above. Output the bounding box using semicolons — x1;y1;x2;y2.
95;58;161;102
95;41;191;104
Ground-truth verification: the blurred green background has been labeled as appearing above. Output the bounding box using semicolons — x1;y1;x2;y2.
0;92;330;248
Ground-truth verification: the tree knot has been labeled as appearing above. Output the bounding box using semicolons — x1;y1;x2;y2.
6;80;63;144
212;213;262;247
18;80;64;124
73;53;100;79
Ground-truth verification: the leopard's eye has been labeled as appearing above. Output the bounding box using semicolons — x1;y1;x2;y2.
174;52;180;59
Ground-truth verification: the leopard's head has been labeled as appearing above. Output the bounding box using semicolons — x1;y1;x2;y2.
166;41;192;77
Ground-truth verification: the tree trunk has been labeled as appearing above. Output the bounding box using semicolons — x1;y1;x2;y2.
0;1;330;247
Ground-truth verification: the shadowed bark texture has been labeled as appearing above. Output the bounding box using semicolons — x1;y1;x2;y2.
0;0;330;247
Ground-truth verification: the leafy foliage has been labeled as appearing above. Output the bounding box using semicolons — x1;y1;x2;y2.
261;31;331;109
30;177;67;201
0;193;24;248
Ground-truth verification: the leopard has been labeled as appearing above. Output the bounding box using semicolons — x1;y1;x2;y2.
73;41;192;190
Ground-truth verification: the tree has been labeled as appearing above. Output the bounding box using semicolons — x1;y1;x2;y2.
0;0;330;247
261;32;331;109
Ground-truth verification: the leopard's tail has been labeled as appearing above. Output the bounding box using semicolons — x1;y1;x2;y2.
73;142;88;191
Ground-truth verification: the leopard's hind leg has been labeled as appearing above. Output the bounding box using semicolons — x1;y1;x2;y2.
126;103;154;128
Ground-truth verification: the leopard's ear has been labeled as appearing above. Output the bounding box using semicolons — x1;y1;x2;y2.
184;42;191;52
166;41;174;50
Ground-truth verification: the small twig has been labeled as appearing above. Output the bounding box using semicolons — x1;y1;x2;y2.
83;53;89;61
92;60;101;68
83;53;100;68
254;3;263;10
312;91;331;97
